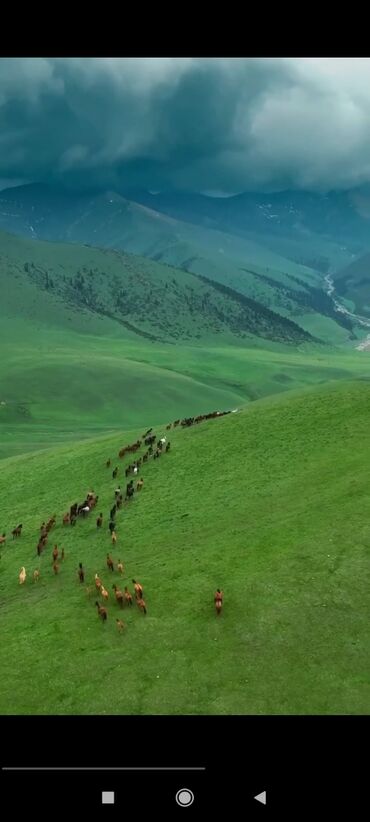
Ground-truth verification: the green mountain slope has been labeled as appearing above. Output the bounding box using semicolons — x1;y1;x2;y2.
0;381;369;714
0;228;315;458
129;187;370;270
0;184;360;345
1;230;370;460
0;229;314;346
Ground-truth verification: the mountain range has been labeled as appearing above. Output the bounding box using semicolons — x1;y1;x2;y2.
2;182;370;272
2;181;370;342
1;181;370;458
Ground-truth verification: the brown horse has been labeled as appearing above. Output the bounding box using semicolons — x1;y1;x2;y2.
214;589;223;615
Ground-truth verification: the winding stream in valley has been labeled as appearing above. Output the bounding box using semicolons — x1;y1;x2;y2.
323;274;370;351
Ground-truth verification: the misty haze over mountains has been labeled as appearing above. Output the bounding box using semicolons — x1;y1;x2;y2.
2;181;370;269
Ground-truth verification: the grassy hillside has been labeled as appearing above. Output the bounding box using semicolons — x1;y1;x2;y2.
2;327;370;459
1;229;370;460
0;185;362;345
0;229;316;346
0;381;369;714
0;324;244;459
0;228;317;458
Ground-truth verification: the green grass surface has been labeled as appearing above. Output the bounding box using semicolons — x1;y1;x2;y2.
0;227;326;346
2;319;370;459
1;227;370;461
1;318;370;459
0;381;370;715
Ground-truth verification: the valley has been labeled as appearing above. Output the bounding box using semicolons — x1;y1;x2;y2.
1;218;370;461
1;177;370;718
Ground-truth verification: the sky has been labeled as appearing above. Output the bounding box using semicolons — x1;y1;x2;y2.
2;57;370;194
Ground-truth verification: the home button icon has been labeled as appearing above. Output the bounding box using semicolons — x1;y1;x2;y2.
176;788;194;807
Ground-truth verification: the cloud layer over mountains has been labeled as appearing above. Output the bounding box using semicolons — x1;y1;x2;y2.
1;57;370;193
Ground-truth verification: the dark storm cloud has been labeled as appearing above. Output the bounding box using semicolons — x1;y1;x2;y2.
1;57;370;193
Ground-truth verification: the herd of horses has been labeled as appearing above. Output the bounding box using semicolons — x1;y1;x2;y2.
169;410;232;429
2;408;233;622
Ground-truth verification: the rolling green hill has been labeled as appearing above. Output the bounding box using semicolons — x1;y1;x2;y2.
0;228;316;346
0;228;311;458
0;381;369;715
0;184;362;345
1;229;370;460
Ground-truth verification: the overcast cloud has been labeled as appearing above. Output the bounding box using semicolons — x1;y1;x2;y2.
1;57;370;193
